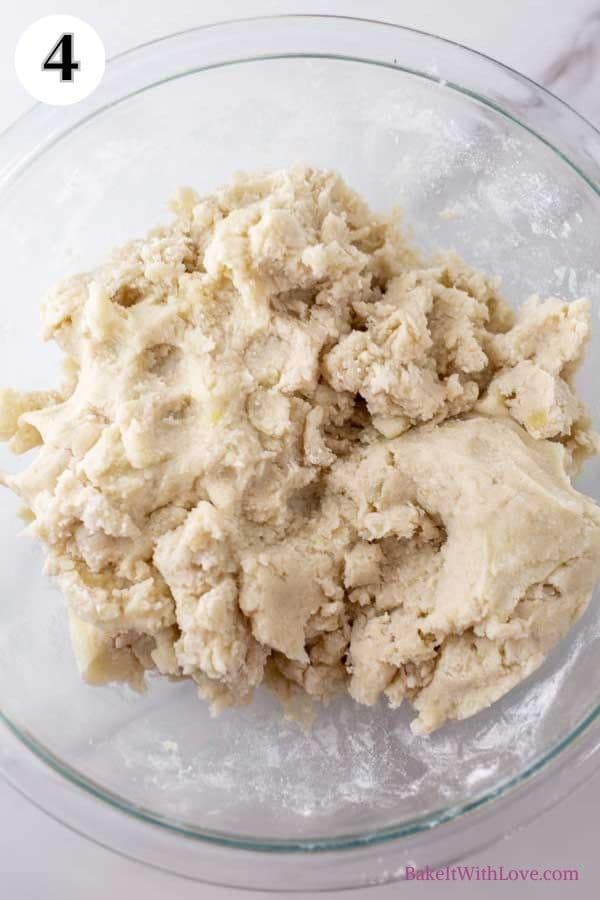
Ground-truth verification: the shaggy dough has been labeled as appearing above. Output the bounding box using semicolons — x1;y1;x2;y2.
2;166;600;734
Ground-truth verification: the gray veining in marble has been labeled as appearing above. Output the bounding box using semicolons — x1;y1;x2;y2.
541;6;600;123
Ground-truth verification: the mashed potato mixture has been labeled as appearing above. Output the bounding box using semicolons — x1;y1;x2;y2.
2;167;600;734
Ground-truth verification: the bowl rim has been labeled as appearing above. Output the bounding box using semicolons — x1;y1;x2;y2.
4;12;600;148
2;12;600;860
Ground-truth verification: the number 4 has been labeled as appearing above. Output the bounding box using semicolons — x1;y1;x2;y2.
42;33;80;82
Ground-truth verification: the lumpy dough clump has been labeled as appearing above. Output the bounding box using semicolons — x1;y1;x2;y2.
2;166;600;734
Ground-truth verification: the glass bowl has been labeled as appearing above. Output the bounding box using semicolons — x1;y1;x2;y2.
1;15;600;892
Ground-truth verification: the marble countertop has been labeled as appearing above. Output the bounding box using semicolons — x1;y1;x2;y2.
1;1;600;898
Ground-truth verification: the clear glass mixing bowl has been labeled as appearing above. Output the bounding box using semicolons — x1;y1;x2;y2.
1;15;600;892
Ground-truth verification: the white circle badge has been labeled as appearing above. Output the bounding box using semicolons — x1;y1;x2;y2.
15;15;105;106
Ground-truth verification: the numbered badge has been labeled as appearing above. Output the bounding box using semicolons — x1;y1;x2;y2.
15;15;105;106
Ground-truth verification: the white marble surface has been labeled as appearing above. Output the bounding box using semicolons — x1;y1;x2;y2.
1;0;600;897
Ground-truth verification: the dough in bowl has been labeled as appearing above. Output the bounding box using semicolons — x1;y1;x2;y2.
2;166;600;733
